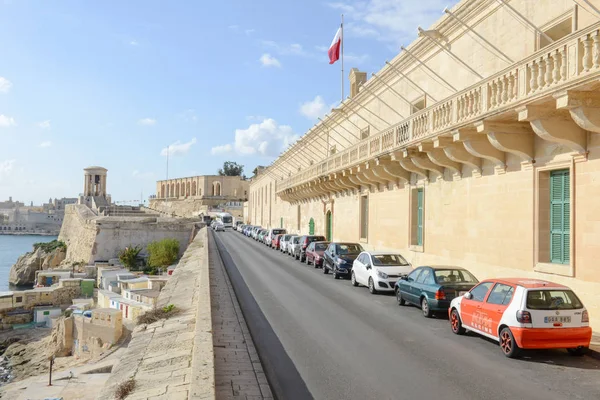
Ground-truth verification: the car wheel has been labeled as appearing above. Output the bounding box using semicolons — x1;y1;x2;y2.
395;289;406;306
368;278;377;294
333;268;339;279
450;309;466;335
500;327;521;358
567;347;589;356
351;272;359;287
421;297;432;318
323;265;329;274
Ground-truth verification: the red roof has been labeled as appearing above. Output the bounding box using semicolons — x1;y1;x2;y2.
487;278;569;289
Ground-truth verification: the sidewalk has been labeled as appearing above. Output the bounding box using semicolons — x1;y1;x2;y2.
589;335;600;360
209;233;273;400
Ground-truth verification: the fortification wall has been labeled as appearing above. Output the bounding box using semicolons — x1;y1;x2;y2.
148;198;207;218
59;205;98;264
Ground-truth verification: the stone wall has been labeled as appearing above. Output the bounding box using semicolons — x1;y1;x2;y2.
59;204;200;264
98;227;215;400
59;204;98;264
148;198;244;220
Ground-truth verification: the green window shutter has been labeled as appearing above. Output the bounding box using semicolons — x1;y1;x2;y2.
309;218;315;235
550;170;570;264
417;189;423;246
280;217;283;229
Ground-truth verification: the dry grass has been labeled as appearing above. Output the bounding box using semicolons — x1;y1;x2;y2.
115;378;136;400
136;304;180;325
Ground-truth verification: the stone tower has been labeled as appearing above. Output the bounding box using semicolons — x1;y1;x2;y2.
79;166;111;210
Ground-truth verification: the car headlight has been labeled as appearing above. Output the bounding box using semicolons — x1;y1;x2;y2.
335;258;346;266
376;270;388;279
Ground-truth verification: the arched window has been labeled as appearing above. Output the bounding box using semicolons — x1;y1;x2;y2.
161;184;165;198
186;182;190;196
216;182;222;196
176;183;180;197
171;183;175;197
192;182;197;196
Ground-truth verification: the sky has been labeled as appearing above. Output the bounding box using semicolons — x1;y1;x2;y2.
0;0;452;205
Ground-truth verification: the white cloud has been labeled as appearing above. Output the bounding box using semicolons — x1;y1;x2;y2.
211;118;298;157
37;120;51;129
177;109;198;123
0;159;15;181
211;144;233;155
138;118;156;126
315;45;329;52
160;138;197;157
0;77;12;93
300;95;329;120
262;40;308;57
345;52;370;65
228;24;239;31
0;115;16;127
130;40;139;46
327;0;448;45
39;141;52;148
259;53;281;68
132;170;154;179
245;29;255;35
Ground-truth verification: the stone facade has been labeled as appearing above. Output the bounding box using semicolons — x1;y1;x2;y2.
249;0;600;331
155;175;249;202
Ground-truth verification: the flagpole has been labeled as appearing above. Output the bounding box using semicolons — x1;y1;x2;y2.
341;14;344;103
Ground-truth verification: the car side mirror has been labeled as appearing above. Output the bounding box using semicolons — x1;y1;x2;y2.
464;292;472;300
366;264;372;270
400;275;408;281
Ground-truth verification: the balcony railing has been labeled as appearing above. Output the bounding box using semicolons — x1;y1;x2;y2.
277;22;600;193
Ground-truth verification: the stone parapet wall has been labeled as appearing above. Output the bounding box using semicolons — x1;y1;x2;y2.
97;227;215;400
59;204;98;264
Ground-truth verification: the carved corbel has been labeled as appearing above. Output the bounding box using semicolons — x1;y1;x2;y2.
475;120;534;163
556;90;600;134
518;105;587;154
398;150;428;181
364;161;395;185
419;140;461;175
454;129;506;171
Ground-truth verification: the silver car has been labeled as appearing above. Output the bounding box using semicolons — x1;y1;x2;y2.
280;234;293;253
287;236;301;256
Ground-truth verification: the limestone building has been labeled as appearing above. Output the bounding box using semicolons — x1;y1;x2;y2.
79;166;112;211
249;0;600;331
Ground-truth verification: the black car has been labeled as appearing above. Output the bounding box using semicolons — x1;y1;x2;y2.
295;235;327;261
323;242;364;279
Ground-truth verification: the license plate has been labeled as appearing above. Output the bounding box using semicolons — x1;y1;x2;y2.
544;316;571;323
459;291;468;296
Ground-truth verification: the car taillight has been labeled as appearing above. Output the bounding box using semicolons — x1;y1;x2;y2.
435;289;446;300
582;310;589;323
516;310;532;324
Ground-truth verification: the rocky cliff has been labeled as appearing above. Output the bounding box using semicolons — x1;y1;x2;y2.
8;242;66;286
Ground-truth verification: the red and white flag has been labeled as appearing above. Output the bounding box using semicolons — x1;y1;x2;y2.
328;26;342;64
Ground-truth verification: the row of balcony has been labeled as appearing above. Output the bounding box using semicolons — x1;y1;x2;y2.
277;21;600;194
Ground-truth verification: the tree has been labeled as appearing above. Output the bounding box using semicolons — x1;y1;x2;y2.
146;238;180;272
218;161;244;176
118;245;142;270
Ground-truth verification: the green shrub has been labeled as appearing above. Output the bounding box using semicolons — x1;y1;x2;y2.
137;304;179;325
118;246;142;270
146;239;179;269
33;240;67;253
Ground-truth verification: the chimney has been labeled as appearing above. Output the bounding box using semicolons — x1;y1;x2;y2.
349;68;367;99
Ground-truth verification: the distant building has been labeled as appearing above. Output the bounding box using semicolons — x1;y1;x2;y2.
155;175;249;204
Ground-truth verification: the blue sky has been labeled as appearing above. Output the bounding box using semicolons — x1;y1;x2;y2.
0;0;450;205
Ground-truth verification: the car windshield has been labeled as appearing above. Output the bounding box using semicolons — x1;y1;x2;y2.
336;244;363;254
282;235;291;240
372;254;409;266
526;290;584;310
307;236;325;243
315;243;328;251
292;237;300;244
222;216;232;223
434;269;478;284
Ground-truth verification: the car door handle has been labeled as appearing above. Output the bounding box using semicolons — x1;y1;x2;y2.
496;309;503;313
476;305;482;309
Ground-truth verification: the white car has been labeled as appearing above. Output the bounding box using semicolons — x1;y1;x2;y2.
213;221;225;232
280;234;292;253
351;252;412;294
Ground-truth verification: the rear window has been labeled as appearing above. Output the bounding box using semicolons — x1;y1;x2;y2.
434;269;478;284
372;254;409;266
307;236;326;243
292;237;300;243
315;243;328;251
336;244;363;254
527;290;584;310
273;229;286;235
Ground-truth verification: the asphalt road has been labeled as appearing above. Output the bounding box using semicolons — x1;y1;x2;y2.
213;230;600;400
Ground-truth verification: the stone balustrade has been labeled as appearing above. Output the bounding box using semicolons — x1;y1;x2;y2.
277;22;600;193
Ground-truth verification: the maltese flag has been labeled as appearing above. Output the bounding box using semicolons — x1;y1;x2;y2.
328;26;342;64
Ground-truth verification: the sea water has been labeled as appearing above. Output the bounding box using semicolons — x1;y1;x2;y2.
0;235;58;291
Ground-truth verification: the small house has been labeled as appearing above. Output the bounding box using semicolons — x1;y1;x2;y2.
33;306;62;327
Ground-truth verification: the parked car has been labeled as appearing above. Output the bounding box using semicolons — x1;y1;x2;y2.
280;234;293;253
296;235;327;262
449;278;592;358
395;266;478;318
252;227;262;240
304;241;330;268
235;221;243;231
288;236;301;257
244;226;255;236
271;234;283;250
352;252;412;294
258;230;268;243
323;242;364;279
265;228;287;247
